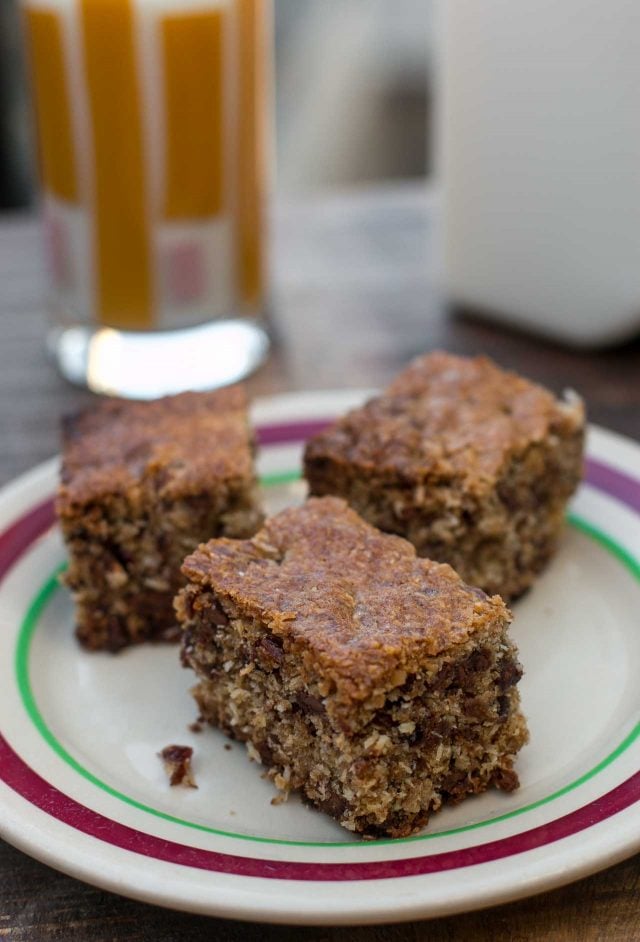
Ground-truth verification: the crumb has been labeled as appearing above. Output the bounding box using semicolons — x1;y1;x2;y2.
271;792;289;806
159;744;198;788
189;720;204;734
224;743;232;751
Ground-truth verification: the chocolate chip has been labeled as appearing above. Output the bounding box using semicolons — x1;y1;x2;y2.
316;791;347;820
430;661;455;692
181;593;196;620
159;744;197;788
104;617;129;652
105;540;131;569
296;691;326;716
497;694;511;719
256;739;274;766
255;635;284;669
442;769;468;799
468;648;492;673
372;710;395;731
209;600;229;627
363;809;429;839
161;744;192;763
492;767;519;792
180;630;195;666
432;648;494;693
498;659;522;690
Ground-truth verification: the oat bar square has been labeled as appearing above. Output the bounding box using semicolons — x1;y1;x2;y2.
304;352;585;599
177;496;528;838
57;387;262;651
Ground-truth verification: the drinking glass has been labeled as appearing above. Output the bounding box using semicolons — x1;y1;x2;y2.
21;0;271;397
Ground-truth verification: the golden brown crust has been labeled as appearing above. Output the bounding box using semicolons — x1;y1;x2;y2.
304;352;585;494
181;496;511;704
57;386;253;513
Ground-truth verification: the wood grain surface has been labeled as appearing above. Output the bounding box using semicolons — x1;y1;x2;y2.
1;183;639;939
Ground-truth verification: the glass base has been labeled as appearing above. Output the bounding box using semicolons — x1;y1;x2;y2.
49;319;270;399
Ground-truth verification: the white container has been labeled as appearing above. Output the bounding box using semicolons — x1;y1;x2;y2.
439;0;640;347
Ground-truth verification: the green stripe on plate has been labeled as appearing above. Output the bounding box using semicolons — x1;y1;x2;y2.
260;470;304;488
14;513;640;848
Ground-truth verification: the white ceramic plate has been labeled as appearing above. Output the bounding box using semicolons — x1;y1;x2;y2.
1;390;639;926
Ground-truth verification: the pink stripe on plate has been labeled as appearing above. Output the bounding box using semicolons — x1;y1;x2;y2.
256;419;331;447
1;733;639;880
586;459;640;514
0;498;55;581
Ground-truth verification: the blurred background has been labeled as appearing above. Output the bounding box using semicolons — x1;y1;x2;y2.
0;0;433;209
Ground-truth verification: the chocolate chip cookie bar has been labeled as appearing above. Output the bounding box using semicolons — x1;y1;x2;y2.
177;496;528;838
57;387;262;651
304;352;584;599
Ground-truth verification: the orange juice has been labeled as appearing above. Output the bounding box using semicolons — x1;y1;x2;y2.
22;0;269;334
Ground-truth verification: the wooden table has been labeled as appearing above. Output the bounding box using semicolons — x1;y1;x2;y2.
2;183;640;940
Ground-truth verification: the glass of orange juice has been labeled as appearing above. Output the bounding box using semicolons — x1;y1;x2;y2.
21;0;271;398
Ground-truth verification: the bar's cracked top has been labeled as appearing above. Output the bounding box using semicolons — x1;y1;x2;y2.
305;352;585;493
180;496;511;706
58;386;253;509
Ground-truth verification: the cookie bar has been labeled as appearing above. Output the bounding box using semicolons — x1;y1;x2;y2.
177;496;528;838
304;352;584;599
57;387;262;651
